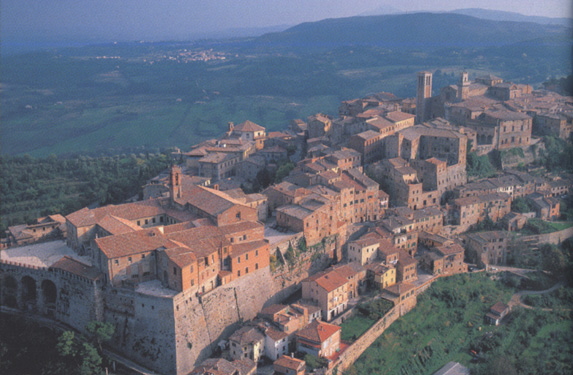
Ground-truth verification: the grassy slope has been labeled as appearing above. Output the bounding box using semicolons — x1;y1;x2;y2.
351;273;572;375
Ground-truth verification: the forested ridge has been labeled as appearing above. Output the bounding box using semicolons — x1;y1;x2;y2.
0;152;171;236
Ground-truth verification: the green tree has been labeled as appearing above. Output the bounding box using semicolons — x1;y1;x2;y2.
86;321;115;352
467;152;496;178
511;197;532;213
274;162;295;183
541;243;567;276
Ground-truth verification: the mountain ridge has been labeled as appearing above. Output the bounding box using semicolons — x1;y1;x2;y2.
254;12;571;52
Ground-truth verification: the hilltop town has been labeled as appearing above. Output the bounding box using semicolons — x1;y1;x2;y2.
2;71;573;375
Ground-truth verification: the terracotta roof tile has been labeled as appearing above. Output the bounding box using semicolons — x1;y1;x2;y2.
295;320;340;343
50;256;102;280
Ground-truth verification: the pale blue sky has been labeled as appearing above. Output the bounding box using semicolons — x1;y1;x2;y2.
2;0;571;43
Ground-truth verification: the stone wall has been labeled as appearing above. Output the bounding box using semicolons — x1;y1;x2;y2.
1;236;337;375
104;288;177;374
329;305;401;373
0;261;101;332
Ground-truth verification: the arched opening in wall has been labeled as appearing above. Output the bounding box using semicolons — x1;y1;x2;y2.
2;276;18;308
41;280;57;317
21;276;37;311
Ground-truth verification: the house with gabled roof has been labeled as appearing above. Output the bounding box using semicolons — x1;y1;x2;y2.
295;320;341;359
190;357;256;375
485;302;510;325
229;325;265;363
226;120;267;150
274;355;306;375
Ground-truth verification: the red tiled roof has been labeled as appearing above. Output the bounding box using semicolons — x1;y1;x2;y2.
50;256;103;280
180;185;249;217
306;268;349;293
231;240;268;258
295;319;340;343
234;120;266;132
274;355;305;371
66;198;169;228
95;228;172;259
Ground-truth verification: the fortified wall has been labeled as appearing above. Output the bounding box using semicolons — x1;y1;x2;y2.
0;260;103;332
0;233;337;375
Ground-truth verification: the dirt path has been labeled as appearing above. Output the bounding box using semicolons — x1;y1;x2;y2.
508;281;565;311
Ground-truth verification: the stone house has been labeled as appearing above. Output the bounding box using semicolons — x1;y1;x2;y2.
534;112;573;139
463;231;511;267
467;109;532;150
190;358;256;375
229;120;267;150
5;214;66;248
381;282;417;315
262;325;290;361
307;114;333;139
526;193;560;221
229;325;265;363
198;152;242;181
295;320;341;359
365;262;396;289
274;355;306;375
347;236;381;265
485;302;510;325
452;193;512;230
301;266;355;322
395;250;418;283
421;242;467;276
275;193;340;247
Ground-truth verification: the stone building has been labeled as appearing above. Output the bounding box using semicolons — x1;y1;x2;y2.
295;320;341;359
228;120;267;150
420;242;467;276
229;325;266;363
191;358;256;375
452;193;512;231
300;264;364;322
463;231;511;267
5;214;66;248
273;355;306;375
467;109;532;150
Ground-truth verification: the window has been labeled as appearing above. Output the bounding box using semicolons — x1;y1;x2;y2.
245;254;249;261
128;257;132;263
236;212;241;220
238;256;241;263
190;265;194;272
141;254;145;259
255;263;259;270
173;267;177;275
246;267;249;274
114;259;119;265
145;219;149;225
152;218;156;224
255;250;259;257
238;270;241;277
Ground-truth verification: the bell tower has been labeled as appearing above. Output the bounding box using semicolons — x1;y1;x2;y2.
416;71;432;123
170;165;182;201
458;71;470;101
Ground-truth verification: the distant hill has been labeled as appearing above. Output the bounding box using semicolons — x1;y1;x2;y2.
450;8;572;27
254;13;571;52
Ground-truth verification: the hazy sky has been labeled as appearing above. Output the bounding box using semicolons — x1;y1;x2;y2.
2;0;571;43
